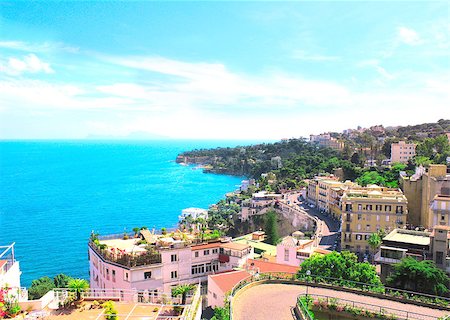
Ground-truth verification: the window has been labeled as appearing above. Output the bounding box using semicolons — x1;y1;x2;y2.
358;204;362;211
357;224;361;231
376;205;382;211
204;250;210;255
356;234;362;240
441;215;446;221
144;271;152;279
171;271;178;279
386;215;390;222
385;205;392;212
213;293;217;299
358;214;362;220
112;270;116;282
396;206;403;214
376;215;380;221
346;223;351;232
171;254;177;262
364;235;369;240
212;249;218;254
345;204;352;212
366;224;370;231
367;205;372;211
284;249;289;261
346;214;351;222
194;251;199;258
124;272;129;282
106;268;110;280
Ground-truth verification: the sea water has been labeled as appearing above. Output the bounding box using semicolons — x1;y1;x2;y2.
0;140;248;286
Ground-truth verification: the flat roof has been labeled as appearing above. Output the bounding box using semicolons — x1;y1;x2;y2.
191;242;221;251
384;229;430;246
233;238;277;256
220;242;251;251
244;259;299;274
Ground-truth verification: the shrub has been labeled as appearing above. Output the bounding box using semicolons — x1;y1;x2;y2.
102;301;118;320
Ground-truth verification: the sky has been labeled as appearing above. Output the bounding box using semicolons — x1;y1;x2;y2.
0;1;449;140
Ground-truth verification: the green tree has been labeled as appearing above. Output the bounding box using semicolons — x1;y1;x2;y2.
356;171;386;186
28;277;55;300
211;306;230;320
264;209;279;245
416;135;450;164
68;278;89;301
386;257;449;296
172;284;196;305
367;233;382;262
102;301;118;320
132;227;140;236
53;274;74;288
297;251;383;290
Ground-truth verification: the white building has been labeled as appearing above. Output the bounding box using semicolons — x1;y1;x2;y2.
0;243;27;301
179;207;208;222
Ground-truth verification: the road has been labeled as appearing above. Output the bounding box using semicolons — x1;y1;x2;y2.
232;283;448;320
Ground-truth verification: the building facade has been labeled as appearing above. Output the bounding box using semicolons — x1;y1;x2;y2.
390;141;416;163
88;233;253;296
340;186;408;256
400;164;450;228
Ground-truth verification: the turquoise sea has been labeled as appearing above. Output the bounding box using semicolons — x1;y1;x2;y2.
0;140;249;287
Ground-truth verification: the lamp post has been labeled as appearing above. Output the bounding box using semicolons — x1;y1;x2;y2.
306;270;311;297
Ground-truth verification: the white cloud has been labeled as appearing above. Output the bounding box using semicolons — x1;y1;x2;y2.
0;40;79;53
398;26;421;46
0;54;54;75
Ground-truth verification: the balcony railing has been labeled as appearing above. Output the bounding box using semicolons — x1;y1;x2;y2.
89;240;162;268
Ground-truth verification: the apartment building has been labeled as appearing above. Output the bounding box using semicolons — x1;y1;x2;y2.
340;185;408;256
390;141;416;163
306;175;340;207
239;191;282;221
310;133;344;151
376;226;450;280
317;179;345;213
430;194;450;228
88;232;253;296
374;229;431;281
400;164;450;228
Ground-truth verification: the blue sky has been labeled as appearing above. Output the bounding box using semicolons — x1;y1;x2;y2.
0;1;449;140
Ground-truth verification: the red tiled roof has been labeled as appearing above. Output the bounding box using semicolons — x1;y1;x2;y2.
0;260;7;269
245;259;299;273
209;270;250;293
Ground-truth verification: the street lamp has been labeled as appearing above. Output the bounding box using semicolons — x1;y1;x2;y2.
305;270;311;297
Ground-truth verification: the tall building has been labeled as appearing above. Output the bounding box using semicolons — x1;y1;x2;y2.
430;226;450;273
400;164;450;228
390;141;416;163
340;185;408;256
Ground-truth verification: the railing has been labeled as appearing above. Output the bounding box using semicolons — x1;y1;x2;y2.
89;240;162;267
297;293;439;320
228;271;450;319
181;284;201;320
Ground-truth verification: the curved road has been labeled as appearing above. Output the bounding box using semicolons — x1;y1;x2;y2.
232;284;449;320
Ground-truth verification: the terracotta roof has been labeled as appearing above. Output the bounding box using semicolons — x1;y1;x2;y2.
209;270;250;294
245;259;299;274
191;242;221;251
0;260;7;269
220;242;250;251
313;248;332;255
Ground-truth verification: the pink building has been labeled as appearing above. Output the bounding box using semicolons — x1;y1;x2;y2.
88;232;253;299
391;141;416;163
276;236;331;267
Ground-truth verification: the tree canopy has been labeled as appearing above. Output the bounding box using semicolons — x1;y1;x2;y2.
297;251;382;290
386;257;449;296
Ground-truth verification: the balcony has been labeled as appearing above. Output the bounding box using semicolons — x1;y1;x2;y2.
89;241;162;268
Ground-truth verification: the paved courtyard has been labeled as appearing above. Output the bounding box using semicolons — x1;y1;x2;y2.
232;283;450;320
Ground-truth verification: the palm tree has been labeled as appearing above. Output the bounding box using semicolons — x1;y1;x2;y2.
172;284;195;305
68;278;89;301
367;233;382;263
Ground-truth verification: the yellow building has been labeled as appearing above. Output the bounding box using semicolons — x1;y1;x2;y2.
340;185;408;256
400;164;449;228
317;179;345;213
429;194;450;228
306;175;339;207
